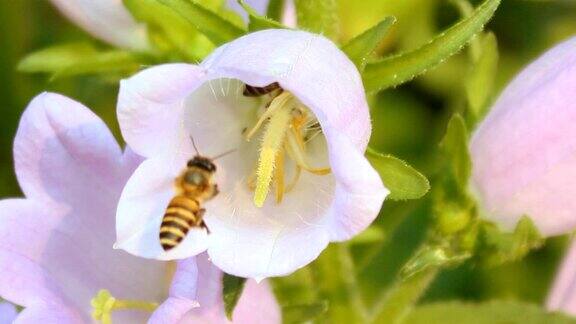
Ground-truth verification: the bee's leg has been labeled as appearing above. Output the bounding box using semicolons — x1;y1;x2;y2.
197;208;210;234
211;184;219;198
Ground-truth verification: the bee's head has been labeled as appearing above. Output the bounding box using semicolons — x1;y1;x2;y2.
187;156;216;173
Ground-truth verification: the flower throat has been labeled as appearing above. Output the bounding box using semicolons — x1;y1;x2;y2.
243;83;330;207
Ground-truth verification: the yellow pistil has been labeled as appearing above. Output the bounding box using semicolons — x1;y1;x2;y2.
91;289;158;324
253;94;294;207
247;89;331;207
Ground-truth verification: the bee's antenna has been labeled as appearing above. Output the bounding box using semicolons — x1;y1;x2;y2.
189;135;201;156
212;148;237;160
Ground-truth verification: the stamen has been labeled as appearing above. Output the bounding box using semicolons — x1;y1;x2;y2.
285;164;302;193
286;130;331;175
92;289;158;324
253;95;294;207
274;149;285;203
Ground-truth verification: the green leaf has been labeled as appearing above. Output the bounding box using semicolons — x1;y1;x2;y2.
479;216;544;267
238;0;285;31
440;114;471;190
157;0;246;45
294;0;339;40
366;149;430;201
124;0;214;61
362;0;501;92
282;301;328;324
18;43;98;73
51;51;142;80
222;274;247;320
341;16;396;71
465;32;499;120
372;267;439;324
18;43;143;80
404;301;576;324
266;0;285;22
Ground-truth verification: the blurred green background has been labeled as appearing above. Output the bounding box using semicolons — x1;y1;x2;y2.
1;0;576;322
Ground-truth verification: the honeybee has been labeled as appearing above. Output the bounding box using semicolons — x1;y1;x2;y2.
243;82;282;97
159;138;232;251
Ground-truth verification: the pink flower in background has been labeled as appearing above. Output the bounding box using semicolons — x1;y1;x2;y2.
0;92;279;323
115;29;388;279
49;0;149;50
470;36;576;236
547;241;576;316
0;302;17;324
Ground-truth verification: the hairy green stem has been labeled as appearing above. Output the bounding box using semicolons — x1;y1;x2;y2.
337;244;369;322
369;267;439;324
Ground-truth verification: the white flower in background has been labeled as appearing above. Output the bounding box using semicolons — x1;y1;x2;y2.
49;0;149;50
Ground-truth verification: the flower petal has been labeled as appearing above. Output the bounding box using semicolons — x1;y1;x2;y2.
202;29;371;149
118;64;206;158
14;302;82;324
49;0;148;50
0;199;66;306
179;254;281;323
149;259;200;324
547;240;576;315
323;127;389;241
471;36;576;235
0;302;17;324
14;92;122;204
115;157;209;260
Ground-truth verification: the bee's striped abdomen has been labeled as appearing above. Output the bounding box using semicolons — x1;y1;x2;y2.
243;82;281;97
159;195;200;251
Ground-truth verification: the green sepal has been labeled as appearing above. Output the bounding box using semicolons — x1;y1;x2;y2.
366;148;430;201
400;245;470;279
266;0;285;22
237;0;286;32
465;32;499;121
157;0;246;46
282;301;328;324
404;301;576;324
341;16;396;71
222;273;247;320
294;0;339;41
477;216;544;267
440;114;471;191
362;0;501;92
123;0;215;61
18;42;97;74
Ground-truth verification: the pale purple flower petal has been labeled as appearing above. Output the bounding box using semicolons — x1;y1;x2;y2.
1;92;201;323
49;0;148;50
471;36;576;236
116;29;388;278
547;240;576;315
0;302;17;324
227;0;269;20
151;253;280;323
227;0;296;27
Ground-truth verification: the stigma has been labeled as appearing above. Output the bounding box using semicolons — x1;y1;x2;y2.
244;88;330;207
91;290;158;324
